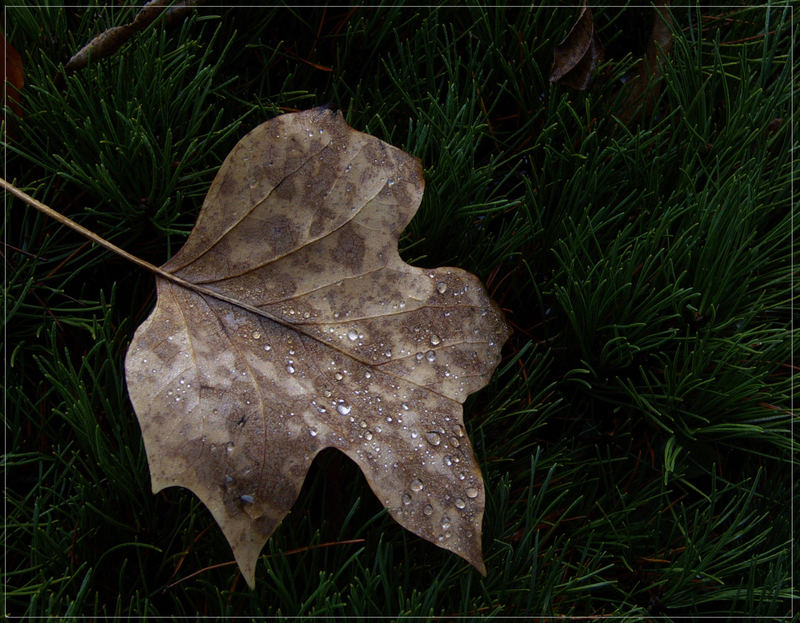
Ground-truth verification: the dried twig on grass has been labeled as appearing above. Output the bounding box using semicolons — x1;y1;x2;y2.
65;0;202;74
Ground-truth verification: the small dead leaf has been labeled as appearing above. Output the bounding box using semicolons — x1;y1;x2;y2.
619;1;673;124
549;4;604;91
124;107;510;587
1;30;24;138
65;0;201;74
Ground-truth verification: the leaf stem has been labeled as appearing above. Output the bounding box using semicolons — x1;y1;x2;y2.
2;177;167;276
1;176;285;322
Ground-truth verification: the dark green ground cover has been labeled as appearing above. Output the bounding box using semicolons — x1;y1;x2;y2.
3;4;795;619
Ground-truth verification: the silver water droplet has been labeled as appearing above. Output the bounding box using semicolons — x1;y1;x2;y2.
402;493;412;505
286;364;295;374
410;478;424;492
454;498;466;509
334;372;344;381
441;516;451;529
423;504;433;516
430;335;441;346
252;331;261;339
309;427;318;437
364;430;373;441
425;432;441;446
454;424;465;437
437;282;447;294
336;402;352;416
443;455;453;466
240;494;254;504
347;329;358;341
415;352;424;361
425;350;436;362
450;436;460;448
466;486;479;498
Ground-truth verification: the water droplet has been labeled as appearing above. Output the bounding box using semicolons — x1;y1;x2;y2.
360;420;368;428
425;350;436;362
248;178;257;189
454;498;466;509
337;402;352;416
415;352;424;361
401;403;409;411
466;487;479;498
252;331;261;340
365;371;372;379
240;494;254;504
410;430;419;439
334;372;344;381
450;436;460;448
443;455;453;466
437;282;447;294
410;478;424;492
441;516;451;529
402;493;412;505
454;424;465;437
425;432;441;446
309;427;318;437
347;329;358;341
458;472;466;481
226;442;234;454
264;344;272;352
224;475;233;485
423;504;433;516
430;335;442;346
364;431;373;441
286;364;295;374
174;397;180;402
384;350;392;358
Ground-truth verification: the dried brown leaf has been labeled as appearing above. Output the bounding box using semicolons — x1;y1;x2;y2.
2;30;24;138
65;0;201;73
549;5;604;91
619;1;674;124
124;107;510;588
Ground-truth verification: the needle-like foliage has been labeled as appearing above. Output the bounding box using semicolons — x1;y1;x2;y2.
4;3;794;618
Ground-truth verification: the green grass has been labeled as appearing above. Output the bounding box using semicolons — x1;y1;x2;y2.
4;3;795;619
